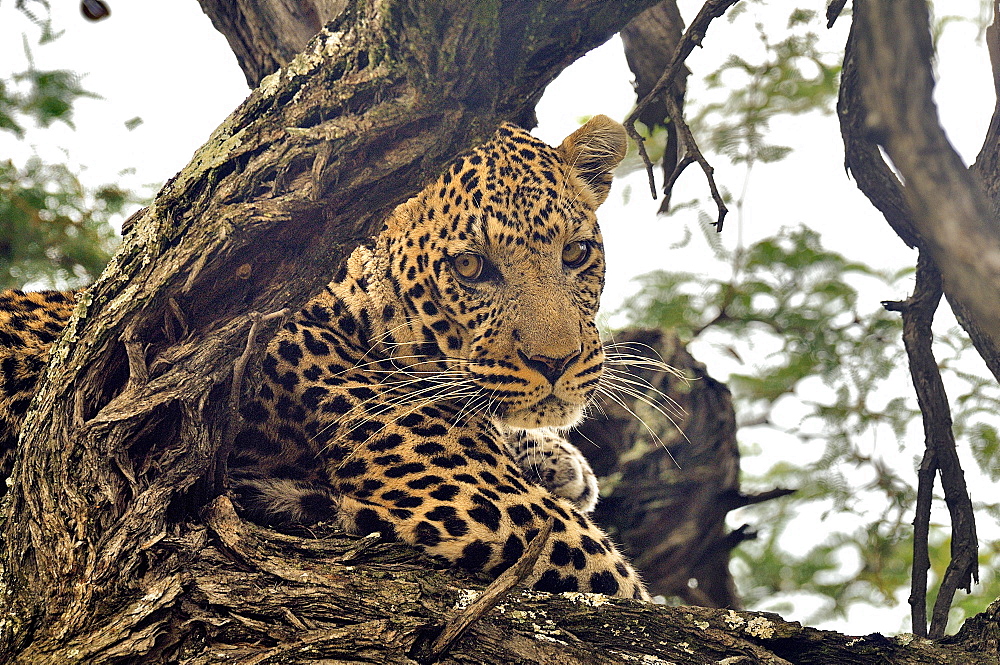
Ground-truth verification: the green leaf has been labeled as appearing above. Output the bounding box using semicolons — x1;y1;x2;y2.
971;423;1000;482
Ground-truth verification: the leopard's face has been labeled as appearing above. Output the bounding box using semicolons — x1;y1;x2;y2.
375;117;626;430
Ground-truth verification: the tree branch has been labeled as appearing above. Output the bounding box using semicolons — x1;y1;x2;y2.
621;1;689;204
970;0;1000;214
884;253;980;639
836;1;1000;641
839;3;1000;386
854;0;1000;347
48;496;1000;662
623;0;738;228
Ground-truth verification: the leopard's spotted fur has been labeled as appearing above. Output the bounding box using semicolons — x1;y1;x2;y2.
0;116;647;599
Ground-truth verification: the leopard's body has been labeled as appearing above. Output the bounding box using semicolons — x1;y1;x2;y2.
0;116;647;599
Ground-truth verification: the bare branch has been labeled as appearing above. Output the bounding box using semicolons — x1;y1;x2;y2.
623;0;739;229
421;519;554;662
884;254;979;639
826;0;849;29
855;0;1000;346
840;0;1000;640
621;2;689;196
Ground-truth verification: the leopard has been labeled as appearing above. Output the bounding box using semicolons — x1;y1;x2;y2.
0;115;648;600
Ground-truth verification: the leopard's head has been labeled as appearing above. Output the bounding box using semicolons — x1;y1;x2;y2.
374;115;627;429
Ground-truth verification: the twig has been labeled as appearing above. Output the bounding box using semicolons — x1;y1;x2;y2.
214;308;290;492
825;0;849;29
883;253;980;639
421;518;554;662
660;84;728;228
910;439;935;637
623;0;739;230
281;606;316;631
727;487;797;509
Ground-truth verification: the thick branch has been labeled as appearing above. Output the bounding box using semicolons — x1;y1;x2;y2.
854;0;1000;346
61;497;1000;663
839;5;1000;385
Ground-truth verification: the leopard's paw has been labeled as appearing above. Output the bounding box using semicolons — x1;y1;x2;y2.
505;428;599;513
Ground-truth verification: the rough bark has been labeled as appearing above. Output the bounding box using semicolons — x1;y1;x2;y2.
139;499;1000;665
40;493;996;664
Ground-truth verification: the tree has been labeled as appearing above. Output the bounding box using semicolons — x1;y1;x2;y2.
1;1;1000;663
0;11;132;288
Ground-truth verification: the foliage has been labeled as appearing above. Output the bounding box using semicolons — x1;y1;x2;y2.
619;3;1000;630
621;219;1000;627
690;7;840;167
0;158;125;288
0;5;133;288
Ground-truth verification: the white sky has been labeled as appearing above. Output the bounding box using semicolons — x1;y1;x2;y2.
0;0;995;637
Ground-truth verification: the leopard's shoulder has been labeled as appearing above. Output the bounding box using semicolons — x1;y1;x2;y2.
0;289;77;488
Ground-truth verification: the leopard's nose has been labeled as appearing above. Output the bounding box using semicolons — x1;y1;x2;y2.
519;348;582;384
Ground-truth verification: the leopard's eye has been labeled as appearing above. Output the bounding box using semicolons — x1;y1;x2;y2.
453;252;485;280
562;241;591;268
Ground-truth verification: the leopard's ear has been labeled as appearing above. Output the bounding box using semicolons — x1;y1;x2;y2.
558;115;627;206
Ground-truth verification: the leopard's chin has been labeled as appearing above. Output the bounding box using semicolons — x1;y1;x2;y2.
497;395;584;431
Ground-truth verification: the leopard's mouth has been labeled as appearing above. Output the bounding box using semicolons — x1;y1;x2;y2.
496;394;585;430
